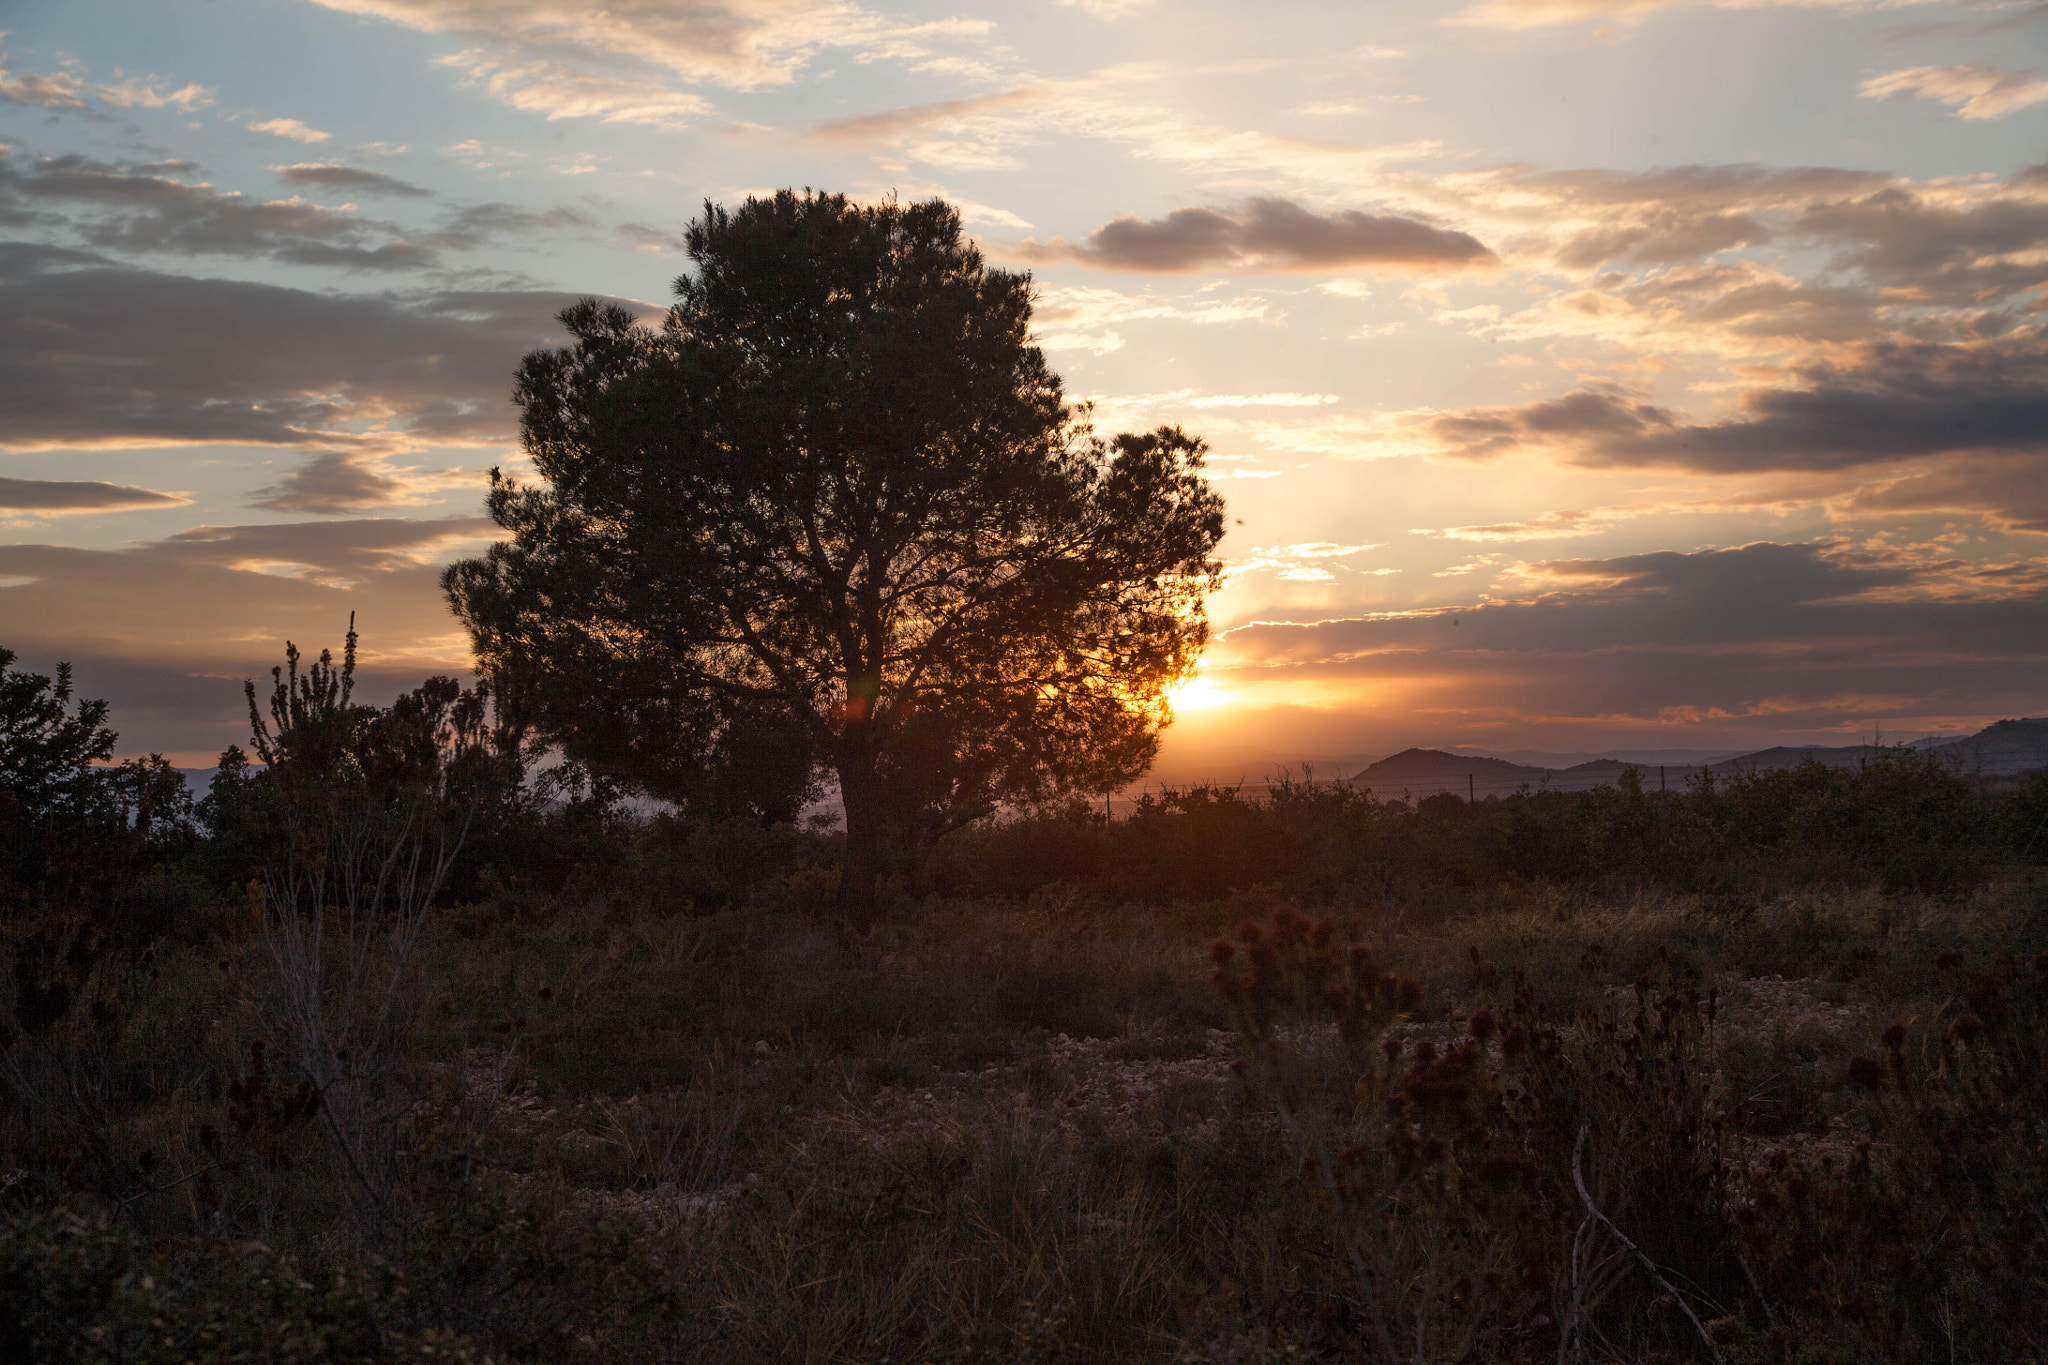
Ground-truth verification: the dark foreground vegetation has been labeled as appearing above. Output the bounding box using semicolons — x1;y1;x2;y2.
4;643;2048;1364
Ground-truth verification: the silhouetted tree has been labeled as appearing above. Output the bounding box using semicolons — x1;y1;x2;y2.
241;615;521;807
0;650;115;826
445;191;1226;932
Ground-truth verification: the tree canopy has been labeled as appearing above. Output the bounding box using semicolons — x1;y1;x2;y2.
0;651;115;825
444;190;1226;930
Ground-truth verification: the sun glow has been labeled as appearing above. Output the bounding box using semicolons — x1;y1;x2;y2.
1168;671;1234;712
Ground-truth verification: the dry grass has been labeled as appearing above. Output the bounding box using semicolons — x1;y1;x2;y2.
5;870;2045;1362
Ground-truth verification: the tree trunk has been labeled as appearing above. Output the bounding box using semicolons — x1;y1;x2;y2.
836;733;881;938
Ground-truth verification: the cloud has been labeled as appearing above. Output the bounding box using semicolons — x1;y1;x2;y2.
158;516;495;581
1434;163;1893;279
1404;161;2048;371
1016;198;1495;274
810;87;1050;169
1433;552;1506;578
811;87;1047;143
1554;208;1775;268
1038;329;1124;354
1228;541;1385;580
1481;262;1887;361
0;476;188;513
0;61;88;111
0;517;497;757
1426;162;2048;343
1056;0;1155;16
1414;493;1804;544
1428;507;1629;542
617;222;687;253
429;200;596;249
302;0;998;126
1033;285;1270;328
5;152;584;273
809;68;1443;190
1881;5;2048;43
95;77;215;111
1788;189;2048;300
273;163;432;196
251;450;478;514
247;117;333;143
1861;63;2048;120
1449;0;1883;30
1449;0;1676;26
1027;284;1269;353
1202;540;2048;747
1503;163;1892;212
952;199;1033;230
0;247;628;452
252;451;413;513
1186;392;1339;408
433;49;715;128
0;153;434;270
1079;389;1339;422
0;48;213;114
1413;334;2048;475
1844;451;2048;535
1268;542;1382;558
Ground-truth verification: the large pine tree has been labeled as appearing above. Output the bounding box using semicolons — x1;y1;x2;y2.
445;191;1225;932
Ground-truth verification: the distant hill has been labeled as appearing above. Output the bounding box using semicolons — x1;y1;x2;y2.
1707;745;1884;775
1457;747;1749;767
1352;719;2048;800
1137;745;1380;789
1925;718;2048;776
1354;749;1543;800
1348;749;1668;799
1706;721;2048;779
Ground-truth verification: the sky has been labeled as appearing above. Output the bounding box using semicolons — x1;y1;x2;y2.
1;0;2046;770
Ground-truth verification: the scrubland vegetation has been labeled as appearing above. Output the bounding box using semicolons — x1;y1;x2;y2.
5;644;2047;1363
7;191;2046;1363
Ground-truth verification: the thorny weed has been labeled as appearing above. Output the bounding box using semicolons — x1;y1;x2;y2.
1214;904;1736;1364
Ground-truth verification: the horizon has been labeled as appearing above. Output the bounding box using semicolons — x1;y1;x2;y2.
141;714;2044;796
4;0;2046;766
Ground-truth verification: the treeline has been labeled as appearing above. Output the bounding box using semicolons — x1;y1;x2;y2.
6;644;2046;952
931;757;2048;905
543;755;2048;916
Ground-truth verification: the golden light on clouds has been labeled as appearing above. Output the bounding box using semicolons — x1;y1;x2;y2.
0;0;2042;763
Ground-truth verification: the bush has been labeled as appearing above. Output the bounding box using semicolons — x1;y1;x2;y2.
1214;906;1738;1362
0;1205;484;1364
1731;948;2048;1362
925;754;2009;909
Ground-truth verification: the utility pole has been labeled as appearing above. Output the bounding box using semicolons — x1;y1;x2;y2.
1468;773;1475;802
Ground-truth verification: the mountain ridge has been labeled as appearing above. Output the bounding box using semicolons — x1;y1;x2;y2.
1349;719;2048;799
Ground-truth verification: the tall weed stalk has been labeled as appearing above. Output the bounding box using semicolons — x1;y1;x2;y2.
242;620;510;1228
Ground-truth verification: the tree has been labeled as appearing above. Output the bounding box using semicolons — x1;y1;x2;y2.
445;190;1226;932
0;650;115;825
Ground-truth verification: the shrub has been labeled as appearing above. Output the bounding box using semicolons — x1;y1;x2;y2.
1214;907;1764;1362
1731;948;2048;1361
0;1205;484;1364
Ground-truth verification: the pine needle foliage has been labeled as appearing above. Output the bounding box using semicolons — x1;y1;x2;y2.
444;190;1226;932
